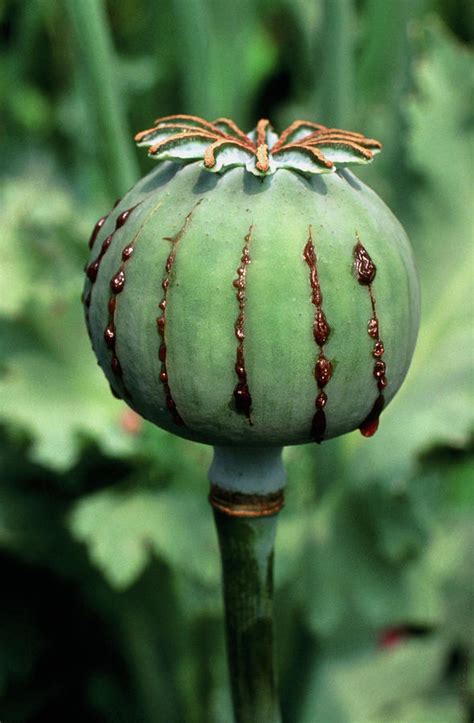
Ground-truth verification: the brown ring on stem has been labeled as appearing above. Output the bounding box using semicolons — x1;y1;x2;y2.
208;485;285;518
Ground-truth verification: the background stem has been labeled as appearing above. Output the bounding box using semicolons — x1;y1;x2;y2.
66;0;139;196
213;510;281;723
319;0;355;127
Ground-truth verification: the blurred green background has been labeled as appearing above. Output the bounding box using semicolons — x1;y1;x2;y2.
1;1;473;721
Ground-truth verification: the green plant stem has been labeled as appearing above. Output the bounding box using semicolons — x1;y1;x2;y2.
319;0;355;127
213;510;281;723
169;0;216;118
66;0;139;196
357;0;410;104
209;446;286;723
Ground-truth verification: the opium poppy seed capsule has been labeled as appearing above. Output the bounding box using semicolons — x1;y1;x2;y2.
83;115;419;445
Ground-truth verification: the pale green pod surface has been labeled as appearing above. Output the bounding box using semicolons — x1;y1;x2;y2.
83;116;420;447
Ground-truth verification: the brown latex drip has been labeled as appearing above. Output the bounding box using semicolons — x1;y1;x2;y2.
156;201;203;426
103;237;140;399
232;226;254;422
304;226;333;443
354;236;388;437
83;204;138;341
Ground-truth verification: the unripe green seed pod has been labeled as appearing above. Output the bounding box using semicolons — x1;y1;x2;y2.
83;115;420;447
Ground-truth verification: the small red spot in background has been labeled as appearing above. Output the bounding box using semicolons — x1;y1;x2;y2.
120;410;143;435
379;627;408;649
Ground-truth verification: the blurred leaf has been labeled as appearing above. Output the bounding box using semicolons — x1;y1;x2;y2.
0;484;63;559
300;638;449;723
423;514;474;651
444;455;474;508
0;297;137;469
0;167;138;469
370;697;464;723
70;487;219;590
0;167;86;316
8;83;52;133
345;21;474;484
295;483;436;637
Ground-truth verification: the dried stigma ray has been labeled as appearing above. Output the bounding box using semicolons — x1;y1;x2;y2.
353;235;388;437
304;227;333;443
135;115;381;177
232;226;254;422
157;200;203;426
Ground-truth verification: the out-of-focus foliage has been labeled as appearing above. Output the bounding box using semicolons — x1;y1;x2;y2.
0;1;472;722
346;22;474;483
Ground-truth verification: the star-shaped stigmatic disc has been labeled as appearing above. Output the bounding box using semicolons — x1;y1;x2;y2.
135;115;382;177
